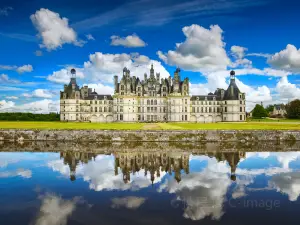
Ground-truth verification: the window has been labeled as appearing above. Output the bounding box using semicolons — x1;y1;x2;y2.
205;107;207;113
182;115;184;121
95;107;97;112
240;107;242;112
209;107;212;113
225;101;227;105
90;101;92;104
147;100;150;105
95;101;97;104
76;100;79;104
185;115;187;121
100;107;102;112
192;107;195;113
185;99;187;104
120;114;123;121
154;100;157;105
138;87;141;91
240;115;243;120
121;92;124;95
225;107;227;112
185;107;187;112
240;101;242;104
121;85;124;90
151;100;153;105
120;106;123;112
104;107;107;112
138;93;141;97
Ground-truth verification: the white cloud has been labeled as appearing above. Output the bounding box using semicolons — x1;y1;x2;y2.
47;68;85;84
111;197;146;209
157;24;230;72
86;34;95;40
0;64;33;74
6;96;18;100
48;52;170;85
0;100;15;110
270;172;300;201
0;169;32;178
268;44;300;73
16;64;33;73
34;194;76;225
0;99;59;113
22;89;53;99
159;157;230;221
275;76;300;101
231;45;248;59
111;34;146;47
82;83;114;95
0;7;13;16
247;53;271;58
30;8;83;51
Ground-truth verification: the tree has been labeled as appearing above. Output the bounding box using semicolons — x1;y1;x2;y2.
286;99;300;119
265;105;274;114
252;104;268;118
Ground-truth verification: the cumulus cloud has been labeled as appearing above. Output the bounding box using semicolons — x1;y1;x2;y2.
0;64;33;74
111;34;146;47
275;76;300;101
30;8;84;51
34;194;76;225
159;157;230;221
270;172;300;201
157;24;230;72
111;197;146;209
22;89;53;99
47;52;169;85
0;100;15;110
0;99;59;113
268;44;300;73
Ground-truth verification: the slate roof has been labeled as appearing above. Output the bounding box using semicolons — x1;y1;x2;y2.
223;79;241;100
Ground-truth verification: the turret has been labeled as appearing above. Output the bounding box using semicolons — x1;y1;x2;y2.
150;64;154;78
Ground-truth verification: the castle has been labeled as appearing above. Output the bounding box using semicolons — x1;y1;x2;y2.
60;66;246;123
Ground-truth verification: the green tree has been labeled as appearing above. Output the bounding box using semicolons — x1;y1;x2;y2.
286;99;300;119
252;104;268;118
265;105;274;113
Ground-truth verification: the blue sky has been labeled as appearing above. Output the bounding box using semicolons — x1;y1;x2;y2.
0;0;300;112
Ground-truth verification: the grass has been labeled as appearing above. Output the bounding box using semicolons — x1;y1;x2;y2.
247;118;300;122
0;121;300;130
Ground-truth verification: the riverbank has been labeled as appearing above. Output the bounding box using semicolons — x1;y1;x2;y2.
1;129;300;142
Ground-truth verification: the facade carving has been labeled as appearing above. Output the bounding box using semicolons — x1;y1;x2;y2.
60;67;246;122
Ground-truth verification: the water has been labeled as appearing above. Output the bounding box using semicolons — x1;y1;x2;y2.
1;142;300;224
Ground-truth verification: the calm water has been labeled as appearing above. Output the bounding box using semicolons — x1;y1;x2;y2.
1;144;300;224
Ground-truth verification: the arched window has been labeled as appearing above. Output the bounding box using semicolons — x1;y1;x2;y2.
147;100;150;105
151;100;153;105
104;107;107;112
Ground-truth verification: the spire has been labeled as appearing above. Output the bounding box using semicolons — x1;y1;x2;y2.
230;70;235;81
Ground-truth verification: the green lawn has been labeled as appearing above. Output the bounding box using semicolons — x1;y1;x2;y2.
0;121;300;130
247;118;300;122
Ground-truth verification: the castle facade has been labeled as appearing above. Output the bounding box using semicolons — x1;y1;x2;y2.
60;66;246;123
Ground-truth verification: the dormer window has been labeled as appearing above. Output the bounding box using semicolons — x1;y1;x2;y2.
104;96;107;100
213;97;216;101
94;96;97;100
196;97;199;100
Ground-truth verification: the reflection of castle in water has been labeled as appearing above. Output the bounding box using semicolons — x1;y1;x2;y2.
114;152;190;183
60;151;246;182
60;152;97;181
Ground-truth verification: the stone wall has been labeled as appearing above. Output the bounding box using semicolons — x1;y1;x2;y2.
0;140;299;153
0;129;299;142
